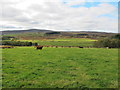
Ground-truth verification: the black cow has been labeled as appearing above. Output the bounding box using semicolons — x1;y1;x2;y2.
106;47;112;49
36;45;43;50
78;46;83;48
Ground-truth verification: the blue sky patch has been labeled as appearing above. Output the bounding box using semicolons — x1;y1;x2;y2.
70;2;101;8
62;1;118;8
98;14;118;19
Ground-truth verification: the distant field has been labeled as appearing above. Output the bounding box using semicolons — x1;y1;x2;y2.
2;47;118;88
18;38;97;47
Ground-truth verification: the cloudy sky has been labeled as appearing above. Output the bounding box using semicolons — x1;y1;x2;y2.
0;0;119;33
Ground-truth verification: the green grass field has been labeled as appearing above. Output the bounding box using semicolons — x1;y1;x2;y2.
18;38;96;47
2;47;118;88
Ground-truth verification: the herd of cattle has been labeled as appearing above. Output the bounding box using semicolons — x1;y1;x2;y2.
0;46;14;49
35;45;113;50
0;45;84;50
35;45;84;50
0;45;112;50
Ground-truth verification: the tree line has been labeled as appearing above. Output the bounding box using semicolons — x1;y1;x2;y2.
94;34;120;48
2;36;16;40
1;41;38;46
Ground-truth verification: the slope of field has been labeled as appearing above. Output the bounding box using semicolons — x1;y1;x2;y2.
2;47;118;88
18;38;96;47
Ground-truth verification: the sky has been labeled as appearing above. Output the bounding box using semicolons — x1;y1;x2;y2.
0;0;119;33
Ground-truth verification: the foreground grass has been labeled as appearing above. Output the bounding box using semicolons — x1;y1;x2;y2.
2;47;118;88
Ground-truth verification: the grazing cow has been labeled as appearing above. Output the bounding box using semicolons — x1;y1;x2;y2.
44;45;46;47
46;46;49;47
78;46;83;48
106;47;112;49
68;46;71;48
36;45;43;50
61;46;64;48
49;45;53;47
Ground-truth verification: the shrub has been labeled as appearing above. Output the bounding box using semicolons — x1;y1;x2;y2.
111;34;120;39
94;38;120;48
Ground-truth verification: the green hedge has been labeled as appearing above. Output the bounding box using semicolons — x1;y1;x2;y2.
2;41;38;46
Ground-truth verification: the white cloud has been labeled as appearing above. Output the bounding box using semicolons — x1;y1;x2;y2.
0;0;118;33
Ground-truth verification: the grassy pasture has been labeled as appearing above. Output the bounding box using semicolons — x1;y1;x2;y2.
2;47;118;88
18;38;96;47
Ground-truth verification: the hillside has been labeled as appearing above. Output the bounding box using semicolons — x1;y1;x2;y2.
1;29;52;35
1;29;116;35
1;29;117;40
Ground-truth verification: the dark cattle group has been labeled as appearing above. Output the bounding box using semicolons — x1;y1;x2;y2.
36;45;84;49
1;45;113;50
0;46;14;49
